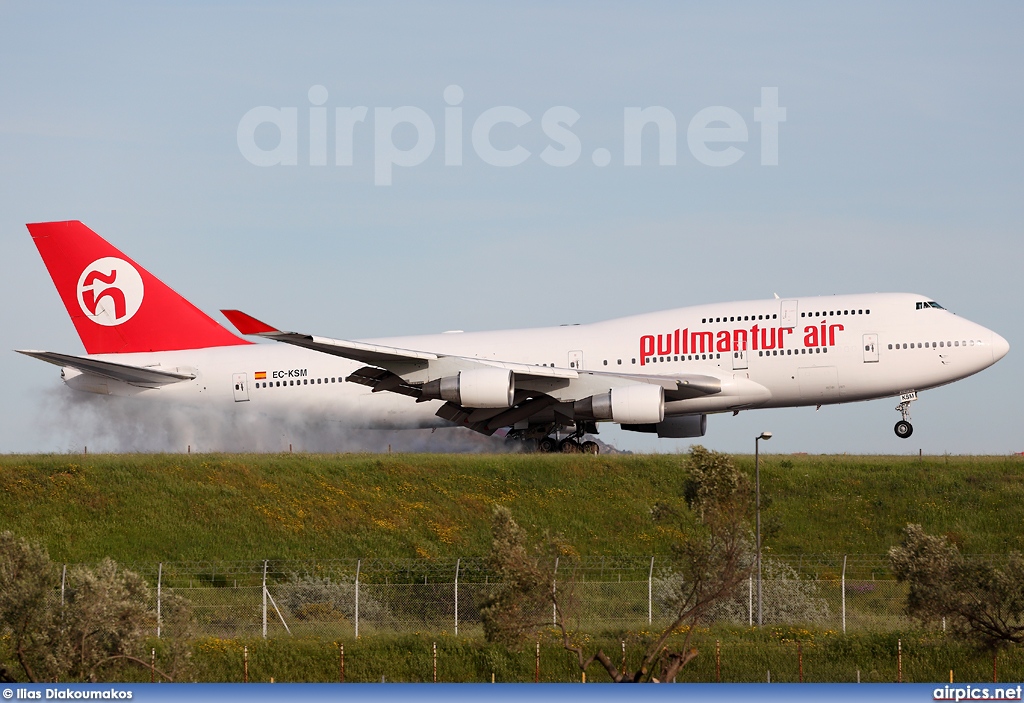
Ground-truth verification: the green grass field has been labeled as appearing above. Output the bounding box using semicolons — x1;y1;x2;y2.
1;452;1022;564
122;630;1024;683
4;451;1024;683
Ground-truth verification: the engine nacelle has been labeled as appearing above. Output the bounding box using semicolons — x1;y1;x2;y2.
420;368;514;408
622;414;707;438
575;384;665;424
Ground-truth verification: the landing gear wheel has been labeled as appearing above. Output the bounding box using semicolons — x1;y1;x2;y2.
538;437;557;453
893;394;917;440
581;440;600;455
559;439;582;453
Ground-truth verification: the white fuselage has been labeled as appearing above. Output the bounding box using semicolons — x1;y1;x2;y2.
65;293;1007;430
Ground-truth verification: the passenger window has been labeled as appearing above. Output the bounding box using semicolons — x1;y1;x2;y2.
617;359;622;365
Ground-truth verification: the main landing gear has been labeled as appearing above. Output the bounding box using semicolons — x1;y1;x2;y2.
506;425;600;454
894;392;917;439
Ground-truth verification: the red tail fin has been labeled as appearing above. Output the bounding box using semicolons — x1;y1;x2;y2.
27;220;249;354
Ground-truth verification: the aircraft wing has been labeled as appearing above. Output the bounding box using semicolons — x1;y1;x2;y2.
16;350;196;387
220;309;579;381
221;310;730;434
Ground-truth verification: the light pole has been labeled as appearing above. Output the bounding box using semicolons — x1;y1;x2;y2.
755;431;772;626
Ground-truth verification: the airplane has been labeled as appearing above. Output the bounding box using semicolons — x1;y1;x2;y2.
18;220;1010;453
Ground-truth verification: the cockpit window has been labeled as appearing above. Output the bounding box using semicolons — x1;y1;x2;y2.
916;301;946;310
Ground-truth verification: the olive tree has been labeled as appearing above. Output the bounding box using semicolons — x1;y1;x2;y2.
480;446;755;682
0;532;188;682
890;524;1024;649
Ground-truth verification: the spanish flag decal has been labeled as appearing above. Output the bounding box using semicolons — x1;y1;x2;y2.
255;371;267;380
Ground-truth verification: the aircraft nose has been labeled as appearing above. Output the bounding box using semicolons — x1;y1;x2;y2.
992;332;1010;363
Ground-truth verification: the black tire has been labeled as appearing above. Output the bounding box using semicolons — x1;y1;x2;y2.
894;420;913;439
581;440;600;455
559;439;582;453
538;437;557;453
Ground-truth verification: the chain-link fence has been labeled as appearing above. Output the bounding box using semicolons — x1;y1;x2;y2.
51;554;972;640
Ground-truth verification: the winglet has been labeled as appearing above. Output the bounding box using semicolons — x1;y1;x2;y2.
221;309;279;335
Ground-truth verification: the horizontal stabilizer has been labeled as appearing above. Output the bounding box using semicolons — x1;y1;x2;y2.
16;350;195;387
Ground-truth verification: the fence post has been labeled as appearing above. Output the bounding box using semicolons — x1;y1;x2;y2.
748;576;753;627
798;641;803;682
243;645;248;683
716;640;721;682
648;556;654;625
355;559;361;639
157;562;163;638
841;554;847;634
535;641;540;683
61;564;67;608
552;557;559;626
433;641;437;683
897;639;902;683
262;560;268;639
454;558;461;636
339;643;344;683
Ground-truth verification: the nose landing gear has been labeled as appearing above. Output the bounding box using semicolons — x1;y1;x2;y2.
894;392;917;439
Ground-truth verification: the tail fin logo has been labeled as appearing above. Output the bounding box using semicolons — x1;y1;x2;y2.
76;257;145;326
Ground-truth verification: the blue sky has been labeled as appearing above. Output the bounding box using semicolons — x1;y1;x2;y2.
1;2;1021;454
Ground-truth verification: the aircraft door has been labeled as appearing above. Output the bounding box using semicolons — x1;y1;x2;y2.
732;348;748;370
862;334;879;363
568;350;584;370
232;372;249;402
780;299;799;328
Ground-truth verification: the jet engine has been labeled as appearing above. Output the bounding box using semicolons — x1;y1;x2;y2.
420;368;514;408
620;414;708;438
574;384;665;424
